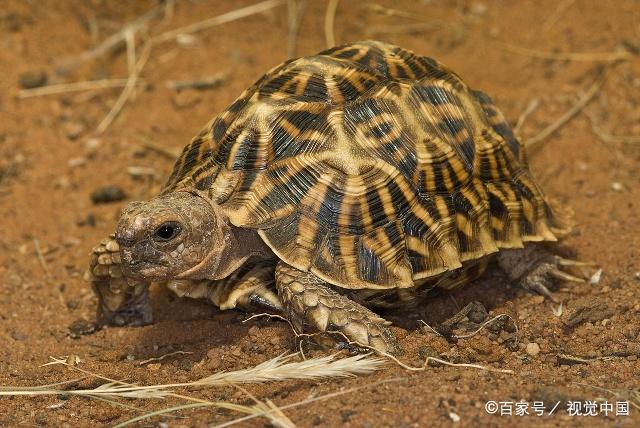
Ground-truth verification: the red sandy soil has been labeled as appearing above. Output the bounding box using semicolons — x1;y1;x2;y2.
1;1;639;427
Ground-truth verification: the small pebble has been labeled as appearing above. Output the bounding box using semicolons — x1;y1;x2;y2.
67;157;87;168
469;2;487;16
85;138;101;151
589;269;602;285
68;319;98;338
91;185;127;204
10;330;27;341
531;295;545;305
19;71;47;89
8;272;22;287
64;121;86;140
176;33;199;47
172;91;202;109
525;342;540;356
611;182;623;192
146;363;161;371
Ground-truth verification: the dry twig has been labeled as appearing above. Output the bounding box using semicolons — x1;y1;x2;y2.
419;314;518;344
286;0;307;58
324;0;340;48
365;3;463;37
557;353;618;364
243;313;513;374
495;42;632;62
138;351;193;365
525;68;607;151
366;22;441;36
33;238;52;279
152;0;285;44
167;72;229;91
513;98;540;139
582;108;640;145
541;0;577;32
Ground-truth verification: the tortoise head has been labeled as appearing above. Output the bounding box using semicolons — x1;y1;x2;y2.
115;191;230;281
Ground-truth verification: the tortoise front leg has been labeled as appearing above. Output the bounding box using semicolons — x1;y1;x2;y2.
167;262;283;313
275;262;401;354
85;235;153;326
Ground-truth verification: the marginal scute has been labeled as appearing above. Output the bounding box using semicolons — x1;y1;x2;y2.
164;40;570;291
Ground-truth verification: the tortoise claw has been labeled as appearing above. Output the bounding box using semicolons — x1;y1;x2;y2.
555;256;595;268
88;235;153;327
521;257;592;303
549;268;585;283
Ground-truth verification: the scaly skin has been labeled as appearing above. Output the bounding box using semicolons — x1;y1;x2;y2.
85;235;152;326
87;235;283;326
498;246;589;303
275;262;401;355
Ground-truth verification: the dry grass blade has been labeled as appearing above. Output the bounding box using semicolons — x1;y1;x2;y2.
324;0;340;48
137;135;182;159
0;354;384;399
112;403;209;428
194;353;384;386
525;68;607;151
213;378;406;428
574;383;640;411
1;353;384;427
55;2;164;72
17;79;134;98
495;42;632;62
152;0;285;44
582;108;640;145
96;31;151;134
232;384;296;428
514;98;540;139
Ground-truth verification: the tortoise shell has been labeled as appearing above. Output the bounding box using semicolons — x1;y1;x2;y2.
162;40;569;291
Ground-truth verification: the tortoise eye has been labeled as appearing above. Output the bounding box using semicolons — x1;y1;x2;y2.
153;222;181;242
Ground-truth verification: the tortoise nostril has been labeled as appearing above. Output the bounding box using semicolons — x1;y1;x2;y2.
115;229;136;247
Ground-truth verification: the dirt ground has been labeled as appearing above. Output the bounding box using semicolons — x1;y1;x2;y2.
1;0;639;427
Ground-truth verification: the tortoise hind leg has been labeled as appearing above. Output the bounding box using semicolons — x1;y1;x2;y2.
498;246;590;303
275;262;401;355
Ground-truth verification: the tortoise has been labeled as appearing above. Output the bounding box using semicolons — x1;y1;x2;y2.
87;41;587;354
